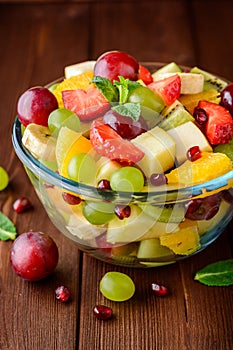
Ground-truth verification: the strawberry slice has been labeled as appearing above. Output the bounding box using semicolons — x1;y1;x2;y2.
138;65;153;84
90;119;144;164
62;87;110;122
148;74;181;105
197;100;233;145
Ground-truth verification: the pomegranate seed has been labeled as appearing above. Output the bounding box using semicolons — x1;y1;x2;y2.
193;107;208;125
151;283;168;297
93;305;113;320
55;285;71;302
13;197;33;213
150;173;167;186
186;146;202;162
62;192;82;205
114;205;131;219
97;179;112;190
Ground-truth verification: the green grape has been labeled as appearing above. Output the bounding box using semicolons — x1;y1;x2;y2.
0;166;9;191
67;153;97;184
82;201;115;225
110;166;144;192
48;108;80;137
100;271;135;302
48;83;60;93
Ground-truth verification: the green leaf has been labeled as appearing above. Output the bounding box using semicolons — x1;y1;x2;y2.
112;103;141;121
91;76;118;102
0;211;17;241
194;259;233;286
114;77;141;104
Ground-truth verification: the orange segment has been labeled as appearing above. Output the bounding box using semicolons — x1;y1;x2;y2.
166;152;232;186
179;89;220;114
53;71;94;107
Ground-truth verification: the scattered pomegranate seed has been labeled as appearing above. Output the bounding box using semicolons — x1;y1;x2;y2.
150;173;167;186
13;197;33;213
193;107;208;125
97;179;112;190
151;283;169;297
62;192;82;205
186;146;202;162
114;205;131;219
93;305;113;320
55;285;71;303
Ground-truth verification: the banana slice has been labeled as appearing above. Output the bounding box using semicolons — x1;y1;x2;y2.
22;123;57;162
64;60;96;79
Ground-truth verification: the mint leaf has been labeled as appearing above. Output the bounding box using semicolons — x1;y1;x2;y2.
114;77;141;103
112;103;141;121
91;76;118;102
194;259;233;286
0;211;17;241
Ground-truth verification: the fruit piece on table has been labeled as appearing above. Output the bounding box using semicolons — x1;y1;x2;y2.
190;66;228;92
10;231;59;281
0;166;9;191
99;271;135;302
94;50;139;82
148;74;181;106
17;87;58;127
22;123;57;162
197;100;233;145
160;225;200;255
64;60;96;79
166;151;232;186
160;100;194;131
90;119;144;164
53;71;94;107
131;126;175;177
179;89;220;114
167;121;212;164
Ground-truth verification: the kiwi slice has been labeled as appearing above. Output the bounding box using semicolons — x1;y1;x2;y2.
152;62;182;78
138;203;185;223
190;66;227;92
159;100;194;131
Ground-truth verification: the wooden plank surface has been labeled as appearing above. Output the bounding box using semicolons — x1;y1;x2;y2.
0;1;232;350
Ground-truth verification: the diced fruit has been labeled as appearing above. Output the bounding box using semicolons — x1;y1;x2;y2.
82;201;115;225
138;203;185;223
160;100;194;131
166;151;232;186
190;66;227;92
214;142;233;163
160;225;200;255
90;119;144;164
67;153;97;184
53;71;94;107
148;74;181;105
110;166;144;192
152;62;182;78
17;87;58;127
185;192;222;221
179;89;220;114
48;108;80;137
131;126;175;176
94;50;139;82
197;100;233;145
62;87;110;122
22;123;57;162
153;73;204;94
167;121;212;164
137;238;173;259
220;82;233;115
138;64;153;84
64;60;96;79
95;157;122;184
10;231;59;281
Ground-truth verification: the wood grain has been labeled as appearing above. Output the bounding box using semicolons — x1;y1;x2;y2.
0;2;232;349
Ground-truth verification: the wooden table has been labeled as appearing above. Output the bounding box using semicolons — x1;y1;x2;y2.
0;1;232;349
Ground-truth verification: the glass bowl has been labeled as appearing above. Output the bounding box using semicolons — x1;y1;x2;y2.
12;62;233;267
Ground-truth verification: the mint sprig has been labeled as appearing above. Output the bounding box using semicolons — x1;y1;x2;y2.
0;211;17;241
92;76;141;121
194;259;233;286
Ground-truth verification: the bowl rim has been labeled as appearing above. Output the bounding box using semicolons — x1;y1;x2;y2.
12;61;233;204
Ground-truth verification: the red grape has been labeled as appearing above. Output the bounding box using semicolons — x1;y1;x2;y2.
103;109;147;140
220;82;233;115
10;231;59;281
94;50;139;82
17;87;58;126
185;193;222;220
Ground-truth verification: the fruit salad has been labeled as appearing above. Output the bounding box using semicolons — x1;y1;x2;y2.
15;50;233;267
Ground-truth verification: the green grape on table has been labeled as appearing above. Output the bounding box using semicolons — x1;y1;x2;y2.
100;271;135;302
48;108;80;137
110;166;144;192
0;166;9;191
67;153;97;184
82;201;115;225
